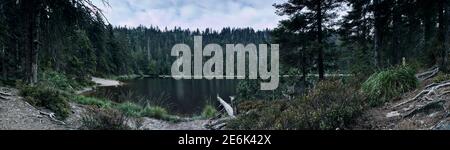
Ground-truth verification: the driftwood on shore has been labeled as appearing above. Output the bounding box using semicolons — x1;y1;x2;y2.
204;95;237;130
217;95;235;118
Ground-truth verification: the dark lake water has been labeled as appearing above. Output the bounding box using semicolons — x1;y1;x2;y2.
88;78;238;116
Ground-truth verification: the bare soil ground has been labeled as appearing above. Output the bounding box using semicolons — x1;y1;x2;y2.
0;87;85;130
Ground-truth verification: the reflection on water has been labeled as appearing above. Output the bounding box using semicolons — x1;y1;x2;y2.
88;78;238;116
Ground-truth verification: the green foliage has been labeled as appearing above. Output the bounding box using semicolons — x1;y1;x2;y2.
299;81;365;129
362;66;418;106
110;74;141;81
80;107;130;130
114;102;142;117
39;71;83;92
146;60;159;75
72;94;176;121
20;86;71;119
201;105;218;119
73;96;112;108
228;80;365;130
140;106;169;120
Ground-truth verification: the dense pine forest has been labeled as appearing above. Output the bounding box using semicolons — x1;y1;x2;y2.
0;0;270;85
1;0;450;130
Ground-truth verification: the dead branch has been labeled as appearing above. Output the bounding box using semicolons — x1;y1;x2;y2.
39;111;66;125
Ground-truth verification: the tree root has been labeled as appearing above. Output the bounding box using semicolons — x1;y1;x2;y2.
403;99;445;118
0;91;12;100
392;81;450;109
0;91;12;97
389;79;450;122
416;66;439;81
0;95;9;100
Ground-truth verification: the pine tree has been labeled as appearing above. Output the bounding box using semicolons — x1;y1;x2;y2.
274;0;344;80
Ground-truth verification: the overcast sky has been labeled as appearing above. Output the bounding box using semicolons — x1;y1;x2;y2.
92;0;287;30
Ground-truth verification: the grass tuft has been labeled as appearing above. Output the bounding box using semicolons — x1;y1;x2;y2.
361;66;418;106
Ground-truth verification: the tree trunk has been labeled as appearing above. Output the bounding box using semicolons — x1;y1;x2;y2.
373;0;382;68
26;2;40;85
317;0;324;80
1;45;6;80
392;0;401;65
147;38;151;60
31;10;40;85
439;0;449;72
422;1;434;65
300;47;307;85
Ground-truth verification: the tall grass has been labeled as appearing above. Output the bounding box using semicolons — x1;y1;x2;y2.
114;102;142;117
74;96;112;108
140;106;169;120
361;66;418;106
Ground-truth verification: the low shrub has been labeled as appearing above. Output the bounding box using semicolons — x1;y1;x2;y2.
361;66;418;106
140;106;168;120
80;107;130;130
201;105;218;119
114;75;141;81
20;86;71;119
228;80;366;130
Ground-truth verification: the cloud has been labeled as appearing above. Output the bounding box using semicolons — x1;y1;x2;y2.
92;0;287;30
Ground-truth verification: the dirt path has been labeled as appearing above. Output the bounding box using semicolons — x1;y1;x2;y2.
0;87;70;130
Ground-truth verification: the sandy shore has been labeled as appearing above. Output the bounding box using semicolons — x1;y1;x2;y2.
91;77;121;87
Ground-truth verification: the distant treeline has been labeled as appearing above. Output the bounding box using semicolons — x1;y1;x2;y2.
0;0;270;84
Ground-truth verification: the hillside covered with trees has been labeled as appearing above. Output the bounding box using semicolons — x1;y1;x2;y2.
1;0;450;130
